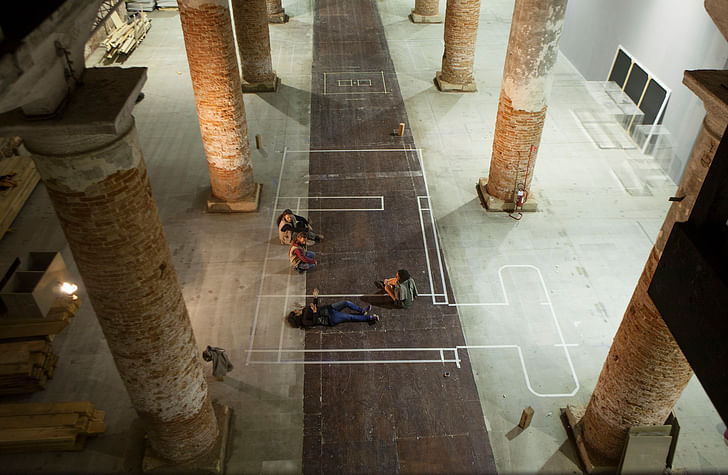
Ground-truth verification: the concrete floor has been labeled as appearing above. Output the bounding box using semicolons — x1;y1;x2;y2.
0;0;727;473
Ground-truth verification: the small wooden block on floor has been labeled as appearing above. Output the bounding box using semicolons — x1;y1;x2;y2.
518;406;534;429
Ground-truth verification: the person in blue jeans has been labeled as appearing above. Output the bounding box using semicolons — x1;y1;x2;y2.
287;289;379;328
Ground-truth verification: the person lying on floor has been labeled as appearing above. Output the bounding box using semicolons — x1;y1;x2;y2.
287;289;379;328
277;208;324;245
375;269;418;308
289;232;316;273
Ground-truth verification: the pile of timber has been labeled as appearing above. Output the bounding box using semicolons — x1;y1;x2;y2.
0;155;40;240
0;295;81;341
0;295;81;395
0;401;107;453
0;340;58;395
100;11;152;60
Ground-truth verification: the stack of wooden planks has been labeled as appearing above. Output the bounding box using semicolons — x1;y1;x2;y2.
0;340;58;395
0;402;107;452
0;295;81;395
0;295;81;341
0;155;40;240
101;11;152;60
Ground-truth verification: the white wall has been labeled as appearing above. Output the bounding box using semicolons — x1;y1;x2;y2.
560;0;728;182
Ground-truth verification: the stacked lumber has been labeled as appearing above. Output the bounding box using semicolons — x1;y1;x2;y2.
0;295;81;341
0;155;40;240
0;401;107;453
100;11;152;60
0;340;58;395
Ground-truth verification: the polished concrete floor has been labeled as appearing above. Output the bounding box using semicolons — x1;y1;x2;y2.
0;0;727;472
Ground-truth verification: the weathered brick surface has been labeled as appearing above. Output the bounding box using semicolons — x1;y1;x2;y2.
34;127;218;462
231;0;275;85
440;0;480;85
266;0;284;16
485;91;545;202
178;0;255;201
414;0;439;17
582;247;693;462
485;0;567;202
581;88;728;462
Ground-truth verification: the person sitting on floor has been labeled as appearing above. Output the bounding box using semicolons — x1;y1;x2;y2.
289;232;316;273
287;288;379;328
375;269;418;308
277;208;323;245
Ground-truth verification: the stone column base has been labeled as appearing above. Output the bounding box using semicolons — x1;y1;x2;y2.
434;71;477;92
143;403;232;474
409;10;443;23
242;75;280;93
477;178;538;212
207;183;262;213
268;11;289;23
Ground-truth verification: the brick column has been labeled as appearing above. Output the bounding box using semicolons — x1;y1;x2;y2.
478;0;568;211
0;68;218;463
411;0;442;24
231;0;279;92
266;0;289;23
435;0;480;92
178;0;261;212
580;69;728;463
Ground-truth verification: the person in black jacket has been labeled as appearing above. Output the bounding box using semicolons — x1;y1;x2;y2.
277;209;324;245
287;289;379;328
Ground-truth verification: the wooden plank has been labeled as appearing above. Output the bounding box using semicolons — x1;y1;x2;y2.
0;156;40;240
0;402;95;417
0;296;80;339
518;406;535;429
0;340;49;353
0;427;78;444
0;413;79;429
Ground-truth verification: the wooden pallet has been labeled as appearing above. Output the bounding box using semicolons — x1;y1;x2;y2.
0;295;81;340
0;155;40;240
0;401;107;452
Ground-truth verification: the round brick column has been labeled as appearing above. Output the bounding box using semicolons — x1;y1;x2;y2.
25;121;218;463
411;0;442;23
436;0;480;91
483;0;568;204
231;0;278;92
265;0;289;23
178;0;256;203
581;71;727;463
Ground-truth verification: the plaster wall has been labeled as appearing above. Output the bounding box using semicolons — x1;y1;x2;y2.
559;0;728;182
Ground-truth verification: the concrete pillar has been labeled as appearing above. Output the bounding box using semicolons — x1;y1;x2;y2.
178;0;261;212
581;69;728;463
478;0;568;211
411;0;442;24
435;0;480;92
265;0;289;23
231;0;280;92
0;68;218;463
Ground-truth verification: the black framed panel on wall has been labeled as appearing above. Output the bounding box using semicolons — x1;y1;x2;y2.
607;45;671;153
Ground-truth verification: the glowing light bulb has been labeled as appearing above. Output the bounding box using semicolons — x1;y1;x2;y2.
60;282;78;295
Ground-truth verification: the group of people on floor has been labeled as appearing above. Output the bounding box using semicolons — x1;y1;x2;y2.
276;209;419;328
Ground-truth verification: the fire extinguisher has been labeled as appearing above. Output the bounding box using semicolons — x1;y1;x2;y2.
516;186;526;208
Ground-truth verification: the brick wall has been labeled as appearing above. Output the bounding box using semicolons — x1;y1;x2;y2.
178;0;255;201
37;129;218;461
486;92;545;202
440;0;480;85
231;0;275;85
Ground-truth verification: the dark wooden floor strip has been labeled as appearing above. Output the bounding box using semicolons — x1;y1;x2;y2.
303;0;497;472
